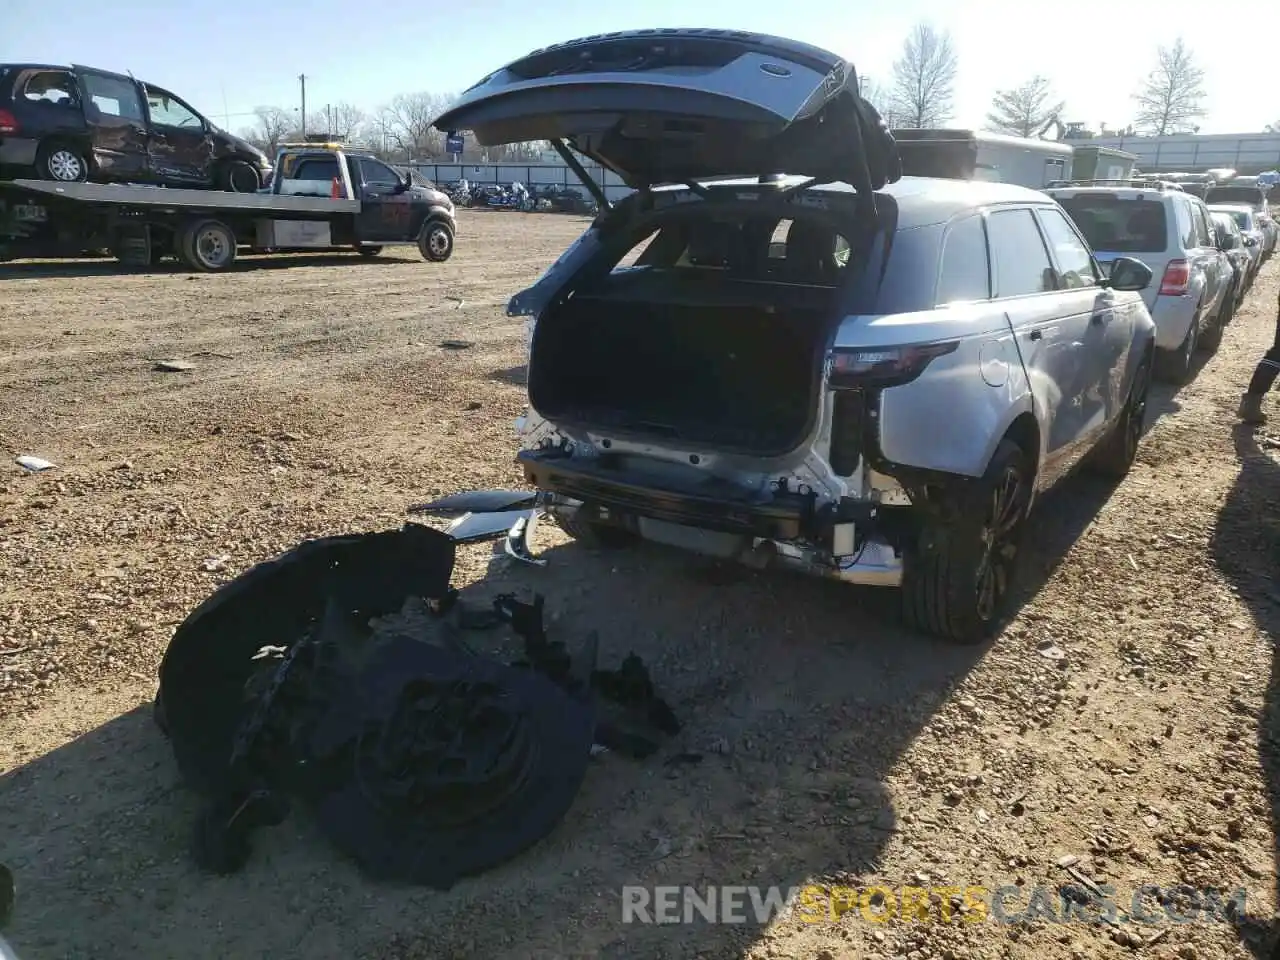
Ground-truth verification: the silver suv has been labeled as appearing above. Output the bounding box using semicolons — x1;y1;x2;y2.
432;30;1157;644
1044;181;1232;384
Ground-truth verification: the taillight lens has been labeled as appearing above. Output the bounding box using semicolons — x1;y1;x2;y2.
828;341;959;390
1159;259;1190;296
0;109;17;135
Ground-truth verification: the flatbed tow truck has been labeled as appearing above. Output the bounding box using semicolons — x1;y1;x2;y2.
0;142;456;270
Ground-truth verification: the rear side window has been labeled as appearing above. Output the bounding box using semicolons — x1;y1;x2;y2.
1056;194;1168;254
19;70;77;106
987;208;1055;298
936;214;990;304
291;156;340;181
1036;207;1097;289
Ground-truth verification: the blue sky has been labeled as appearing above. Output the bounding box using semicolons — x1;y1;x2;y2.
4;0;1276;138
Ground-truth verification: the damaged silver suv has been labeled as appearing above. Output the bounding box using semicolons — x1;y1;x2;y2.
434;30;1157;644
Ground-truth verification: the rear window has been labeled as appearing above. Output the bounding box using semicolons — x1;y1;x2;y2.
289;156;340;181
1055;194;1168;254
1206;186;1264;207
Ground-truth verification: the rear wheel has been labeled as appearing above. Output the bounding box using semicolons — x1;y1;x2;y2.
1154;313;1198;384
218;160;260;193
1200;291;1231;352
418;220;454;262
1088;355;1151;479
36;141;89;182
901;439;1032;644
178;219;237;272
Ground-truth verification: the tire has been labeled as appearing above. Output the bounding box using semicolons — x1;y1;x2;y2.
901;439;1033;645
357;246;384;257
553;507;636;549
218;160;260;193
178;219;237;272
418;219;454;262
1154;313;1198;385
1088;354;1151;479
36;141;89;182
1200;295;1229;352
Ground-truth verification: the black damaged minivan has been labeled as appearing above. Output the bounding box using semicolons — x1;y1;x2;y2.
0;63;272;191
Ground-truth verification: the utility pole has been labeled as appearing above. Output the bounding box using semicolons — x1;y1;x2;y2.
298;74;307;139
326;103;333;139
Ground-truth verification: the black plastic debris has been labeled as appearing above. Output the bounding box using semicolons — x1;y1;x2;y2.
155;521;679;884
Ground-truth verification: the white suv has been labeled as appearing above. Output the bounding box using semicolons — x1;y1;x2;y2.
1045;181;1233;384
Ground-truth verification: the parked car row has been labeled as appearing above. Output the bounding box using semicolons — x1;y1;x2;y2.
1043;178;1266;383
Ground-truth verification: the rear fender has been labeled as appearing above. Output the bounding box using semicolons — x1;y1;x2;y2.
844;306;1033;479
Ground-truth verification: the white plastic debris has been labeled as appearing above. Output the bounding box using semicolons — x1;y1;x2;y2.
15;456;55;472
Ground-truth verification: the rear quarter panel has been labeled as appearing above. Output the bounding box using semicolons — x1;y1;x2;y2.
836;303;1034;478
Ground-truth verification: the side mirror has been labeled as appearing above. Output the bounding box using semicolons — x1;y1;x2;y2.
394;171;412;193
1244;235;1258;247
1106;256;1153;292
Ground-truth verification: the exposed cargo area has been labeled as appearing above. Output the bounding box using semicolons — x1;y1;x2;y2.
529;279;833;455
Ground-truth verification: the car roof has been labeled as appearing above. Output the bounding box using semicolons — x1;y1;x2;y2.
0;63;74;72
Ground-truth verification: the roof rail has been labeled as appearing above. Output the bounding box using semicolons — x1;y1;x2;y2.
1045;178;1184;191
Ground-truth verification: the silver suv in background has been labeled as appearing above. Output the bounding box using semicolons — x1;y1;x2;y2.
431;30;1158;645
1209;203;1265;287
1045;181;1231;384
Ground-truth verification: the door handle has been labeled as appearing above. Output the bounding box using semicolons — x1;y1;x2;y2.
1029;330;1043;341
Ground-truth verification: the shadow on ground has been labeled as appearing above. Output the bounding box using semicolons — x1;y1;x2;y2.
1210;425;1280;959
0;457;1130;960
0;253;411;280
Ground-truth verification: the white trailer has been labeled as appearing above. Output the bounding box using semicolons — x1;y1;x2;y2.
892;129;1074;189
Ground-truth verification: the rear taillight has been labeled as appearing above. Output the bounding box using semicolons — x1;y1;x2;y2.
0;109;17;135
828;341;959;390
1159;259;1190;296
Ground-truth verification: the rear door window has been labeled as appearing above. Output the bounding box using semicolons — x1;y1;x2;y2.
1056;193;1168;254
936;214;990;304
1035;207;1098;289
987;208;1056;298
80;72;145;123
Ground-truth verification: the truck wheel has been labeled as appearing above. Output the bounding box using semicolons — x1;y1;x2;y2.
36;141;89;182
419;220;454;262
900;439;1032;645
178;219;237;272
218;161;260;193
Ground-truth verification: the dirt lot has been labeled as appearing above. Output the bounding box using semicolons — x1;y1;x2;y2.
1;210;1279;960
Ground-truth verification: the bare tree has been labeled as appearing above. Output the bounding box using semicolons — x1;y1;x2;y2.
1266;120;1280;133
1132;38;1206;136
243;106;293;155
858;75;901;127
383;91;455;159
985;76;1064;138
888;24;958;129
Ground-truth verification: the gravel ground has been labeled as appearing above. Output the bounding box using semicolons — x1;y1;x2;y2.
1;212;1278;960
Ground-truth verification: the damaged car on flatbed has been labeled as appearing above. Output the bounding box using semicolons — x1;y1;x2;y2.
432;29;1158;644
